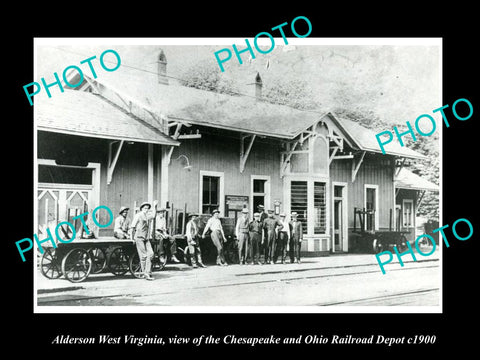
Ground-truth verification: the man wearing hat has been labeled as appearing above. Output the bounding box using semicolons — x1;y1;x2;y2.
185;213;206;268
249;212;263;265
202;209;228;266
155;208;180;264
262;210;283;264
289;212;303;263
130;201;155;280
277;213;291;264
113;206;131;239
235;207;250;265
257;204;268;260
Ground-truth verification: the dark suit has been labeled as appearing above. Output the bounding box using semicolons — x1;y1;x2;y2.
263;217;283;263
289;220;303;262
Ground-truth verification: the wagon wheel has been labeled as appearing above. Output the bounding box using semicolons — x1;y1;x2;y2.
40;247;63;279
87;247;107;274
107;247;130;276
128;252;144;278
396;235;408;252
417;234;435;253
61;248;92;283
372;238;383;254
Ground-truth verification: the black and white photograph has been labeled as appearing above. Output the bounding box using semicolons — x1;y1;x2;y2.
7;7;479;355
33;38;442;312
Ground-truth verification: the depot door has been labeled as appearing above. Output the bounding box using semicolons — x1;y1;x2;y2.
37;161;100;239
333;185;346;252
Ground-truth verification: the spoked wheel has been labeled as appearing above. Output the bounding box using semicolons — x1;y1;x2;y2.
416;234;436;253
87;247;107;274
61;248;92;283
372;238;383;254
40;247;63;279
107;247;130;276
395;235;408;252
128;252;143;279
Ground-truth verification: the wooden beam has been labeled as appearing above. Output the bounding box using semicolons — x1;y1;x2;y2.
148;143;154;203
281;140;299;175
332;154;354;160
395;157;406;177
329;147;339;165
83;76;101;95
172;123;183;140
107;140;124;185
329;133;343;150
351;151;366;182
417;190;426;209
177;134;202;140
240;134;256;173
166;145;175;165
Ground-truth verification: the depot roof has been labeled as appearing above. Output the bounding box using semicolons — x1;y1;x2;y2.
89;72;426;159
35;90;180;146
395;168;439;191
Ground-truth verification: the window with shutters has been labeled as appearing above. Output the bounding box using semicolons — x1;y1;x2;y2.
290;181;308;234
314;182;326;234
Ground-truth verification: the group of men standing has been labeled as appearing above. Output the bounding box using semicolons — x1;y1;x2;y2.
113;202;186;281
112;202;303;280
236;205;303;265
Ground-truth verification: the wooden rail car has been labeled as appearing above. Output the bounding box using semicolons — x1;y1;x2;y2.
353;207;409;254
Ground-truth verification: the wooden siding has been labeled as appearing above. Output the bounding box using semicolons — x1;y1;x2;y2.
168;133;283;215
37;131;154;235
330;153;395;230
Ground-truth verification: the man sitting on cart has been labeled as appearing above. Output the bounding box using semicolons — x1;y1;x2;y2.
155;208;181;264
113;206;131;239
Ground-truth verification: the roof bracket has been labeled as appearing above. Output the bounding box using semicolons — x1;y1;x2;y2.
351;150;366;182
240;134;256;173
395;157;406;178
107;140;125;185
417;190;426;208
280;140;299;177
329;146;339;165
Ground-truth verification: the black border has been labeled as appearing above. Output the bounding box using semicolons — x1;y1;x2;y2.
7;6;478;355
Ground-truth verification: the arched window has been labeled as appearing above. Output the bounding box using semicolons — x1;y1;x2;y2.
312;135;329;175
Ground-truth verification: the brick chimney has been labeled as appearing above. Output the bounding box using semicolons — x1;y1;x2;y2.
157;49;168;85
255;72;262;99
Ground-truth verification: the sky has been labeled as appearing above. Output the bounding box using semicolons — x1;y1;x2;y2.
35;39;441;125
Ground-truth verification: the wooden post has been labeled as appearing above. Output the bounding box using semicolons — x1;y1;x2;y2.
183;202;187;234
353;207;357;232
389;208;393;231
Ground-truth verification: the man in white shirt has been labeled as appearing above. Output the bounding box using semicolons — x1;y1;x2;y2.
202;209;228;266
113;206;130;239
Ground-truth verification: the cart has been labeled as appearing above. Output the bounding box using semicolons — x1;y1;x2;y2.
352;207;409;254
39;238;137;283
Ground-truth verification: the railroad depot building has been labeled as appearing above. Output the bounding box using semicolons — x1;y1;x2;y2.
35;47;438;255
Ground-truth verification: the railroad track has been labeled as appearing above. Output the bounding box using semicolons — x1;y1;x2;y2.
37;258;440;306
